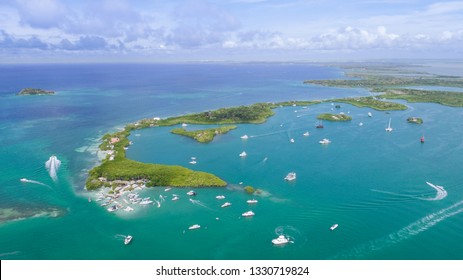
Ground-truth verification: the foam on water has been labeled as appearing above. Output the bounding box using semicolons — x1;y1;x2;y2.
45;155;61;181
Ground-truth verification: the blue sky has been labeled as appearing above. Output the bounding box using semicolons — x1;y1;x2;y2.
1;0;463;62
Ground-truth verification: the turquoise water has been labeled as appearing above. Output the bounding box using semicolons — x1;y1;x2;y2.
1;63;463;260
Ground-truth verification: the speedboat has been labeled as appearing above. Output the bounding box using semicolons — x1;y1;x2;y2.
246;199;258;204
172;195;179;201
290;138;295;143
239;151;247;157
241;210;255;217
330;224;339;231
240;135;249;139
188;224;200;230
189;160;197;164
221;202;232;208
187;190;196;196
216;195;225;200
182;123;188;127
271;235;289;245
303;132;310;136
284;172;296;181
164;187;172;192
319;138;331;144
124;235;133;245
368;112;372;117
20;178;28;182
139;198;153;205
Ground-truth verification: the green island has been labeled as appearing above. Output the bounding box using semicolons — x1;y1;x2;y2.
17;88;55;95
378;89;463;107
317;113;352;121
407;117;423;124
332;97;408;111
171;125;237;143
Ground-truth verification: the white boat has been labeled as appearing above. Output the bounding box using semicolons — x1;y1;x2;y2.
189;160;197;164
319;138;331;144
242;210;255;217
216;195;225;200
124;206;134;212
188;224;200;230
139;198;153;205
107;205;119;212
124;235;133;245
385;118;393;132
330;224;339;231
164;187;171;192
187;190;196;196
246;199;258;204
359;122;363;126
182;123;188;127
290;138;295;143
303;132;310;136
20;178;28;182
368;112;372;117
172;196;179;201
284;172;296;181
271;235;289;245
221;202;232;208
239;151;247;157
240;134;249;139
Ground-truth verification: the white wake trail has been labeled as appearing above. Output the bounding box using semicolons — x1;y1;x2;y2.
20;178;50;188
422;182;447;201
45;155;61;181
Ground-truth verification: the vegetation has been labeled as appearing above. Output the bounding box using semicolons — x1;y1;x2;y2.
333;97;408;111
244;186;255;194
17;88;55;95
317;113;352;121
379;89;463;107
407;117;423;124
269;100;321;108
171;125;237;143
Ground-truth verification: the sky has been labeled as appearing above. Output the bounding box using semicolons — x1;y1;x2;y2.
1;0;463;63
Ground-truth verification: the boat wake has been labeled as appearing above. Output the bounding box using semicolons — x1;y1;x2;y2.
189;198;212;210
45;155;61;181
274;225;306;246
19;178;51;188
422;182;447;201
333;199;463;259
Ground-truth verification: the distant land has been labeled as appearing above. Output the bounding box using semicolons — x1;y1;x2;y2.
17;88;55;95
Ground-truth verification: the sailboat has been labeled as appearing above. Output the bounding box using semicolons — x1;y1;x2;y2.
316;120;324;128
385;118;393;132
420;135;425;143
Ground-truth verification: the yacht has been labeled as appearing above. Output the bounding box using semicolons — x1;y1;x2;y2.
246;199;258;204
216;195;225;200
271;235;289;245
319;138;331;144
172;195;179;201
124;235;133;245
368;112;372;117
182;123;188;127
239;151;247;157
303;132;310;136
240;134;249;139
164;187;171;192
189;160;197;164
290;138;295;143
221;202;232;208
330;224;339;231
188;224;201;230
385;118;393;132
242;210;255;217
139;198;153;205
187;190;196;196
284;172;296;181
20;178;28;182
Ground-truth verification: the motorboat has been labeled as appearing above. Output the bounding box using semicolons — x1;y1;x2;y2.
124;206;134;212
359;122;363;126
290;138;295;143
172;196;179;201
216;195;225;200
368;112;372;117
240;135;249;139
189;224;201;230
303;132;310;136
316;120;324;128
421;135;425;143
20;178;28;182
139;198;153;205
319;138;331;144
239;151;247;157
221;202;232;208
107;205;119;212
241;210;255;217
189;160;197;164
246;199;258;204
187;190;196;196
182;123;188;127
272;235;289;245
385;118;393;132
330;224;339;231
284;172;296;181
164;187;172;192
124;235;133;245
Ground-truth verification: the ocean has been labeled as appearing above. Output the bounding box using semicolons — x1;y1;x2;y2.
1;63;462;260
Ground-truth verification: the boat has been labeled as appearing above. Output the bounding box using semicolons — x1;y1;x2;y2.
124;235;133;245
188;224;200;230
420;135;425;143
189;160;197;164
240;134;249;139
172;196;179;201
20;178;28;182
88;197;92;203
330;224;339;231
284;172;296;181
271;235;289;245
290;138;295;143
246;199;258;204
368;112;372;117
316;120;324;128
319;138;331;144
107;205;119;212
303;132;310;136
359;122;363;126
216;195;225;200
239;151;247;157
164;187;171;192
139;198;153;205
242;210;255;217
187;190;196;196
182;123;188;127
124;206;134;212
385;118;393;132
221;202;232;208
